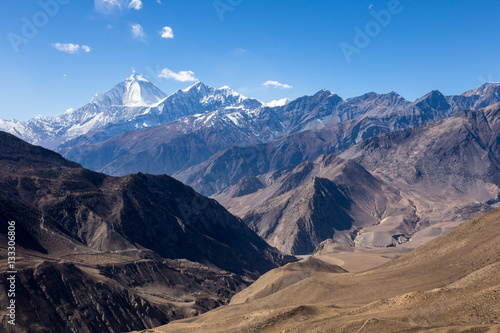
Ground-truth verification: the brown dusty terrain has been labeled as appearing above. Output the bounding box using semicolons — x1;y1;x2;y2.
311;240;412;273
140;209;500;333
0;241;254;332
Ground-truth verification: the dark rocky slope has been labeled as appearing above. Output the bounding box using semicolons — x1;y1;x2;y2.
0;131;294;332
0;131;290;276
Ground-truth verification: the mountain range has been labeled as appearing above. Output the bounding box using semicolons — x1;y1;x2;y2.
2;74;500;332
0;131;293;332
59;83;500;179
2;75;499;180
2;76;500;255
212;103;500;254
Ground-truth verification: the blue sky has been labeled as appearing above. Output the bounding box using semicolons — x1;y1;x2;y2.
1;0;500;121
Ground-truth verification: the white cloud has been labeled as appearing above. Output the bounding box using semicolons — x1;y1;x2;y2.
128;0;142;10
52;43;91;54
131;24;146;42
159;68;197;82
262;80;293;89
160;26;174;39
94;0;142;13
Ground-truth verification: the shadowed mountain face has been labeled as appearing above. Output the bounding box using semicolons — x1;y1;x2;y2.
213;103;500;254
148;209;500;333
0;131;294;333
52;83;500;181
213;157;410;254
0;131;290;276
341;103;500;193
175;85;500;197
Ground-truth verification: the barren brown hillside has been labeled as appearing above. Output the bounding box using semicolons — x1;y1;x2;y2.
144;209;500;332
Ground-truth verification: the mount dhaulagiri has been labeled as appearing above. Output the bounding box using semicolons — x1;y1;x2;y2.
0;73;262;150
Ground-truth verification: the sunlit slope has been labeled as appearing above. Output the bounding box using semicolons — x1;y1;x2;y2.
149;209;500;332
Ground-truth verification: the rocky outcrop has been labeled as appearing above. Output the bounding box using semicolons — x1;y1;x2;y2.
1;262;170;333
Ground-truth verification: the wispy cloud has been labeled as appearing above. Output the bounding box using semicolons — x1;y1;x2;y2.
94;0;143;14
128;0;142;10
159;68;197;82
131;24;146;42
160;26;174;39
231;48;247;56
52;43;91;54
262;80;293;89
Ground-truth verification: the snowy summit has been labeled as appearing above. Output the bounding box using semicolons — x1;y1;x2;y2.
90;73;167;108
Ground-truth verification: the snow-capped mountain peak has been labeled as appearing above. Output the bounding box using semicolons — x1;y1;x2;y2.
90;73;167;108
181;81;206;93
158;82;263;119
127;72;150;83
3;76;500;157
1;76;264;149
461;82;500;98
